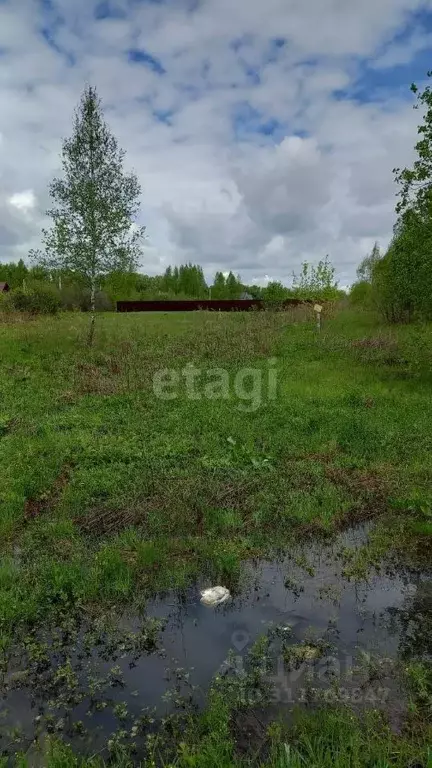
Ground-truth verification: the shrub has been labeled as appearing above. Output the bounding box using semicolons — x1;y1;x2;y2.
59;283;86;311
8;288;31;312
372;252;411;323
349;280;374;307
78;289;114;312
6;284;61;315
292;257;342;302
0;293;13;314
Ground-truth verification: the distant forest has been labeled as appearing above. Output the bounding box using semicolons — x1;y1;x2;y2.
0;257;344;312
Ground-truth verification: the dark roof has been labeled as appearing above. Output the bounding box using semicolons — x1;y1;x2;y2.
0;282;9;292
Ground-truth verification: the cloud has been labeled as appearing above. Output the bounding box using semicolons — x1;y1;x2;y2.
373;30;432;69
8;190;36;213
0;0;431;282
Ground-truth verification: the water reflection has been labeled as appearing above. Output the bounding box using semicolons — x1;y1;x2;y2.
0;527;430;760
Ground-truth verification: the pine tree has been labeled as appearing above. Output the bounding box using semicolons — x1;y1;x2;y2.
34;85;145;343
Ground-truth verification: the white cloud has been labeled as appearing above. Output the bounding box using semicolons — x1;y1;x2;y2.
0;0;431;281
373;30;432;69
8;190;36;213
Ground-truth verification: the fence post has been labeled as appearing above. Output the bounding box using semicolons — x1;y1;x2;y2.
314;304;322;332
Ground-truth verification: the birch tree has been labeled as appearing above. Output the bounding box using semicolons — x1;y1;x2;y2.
35;85;145;343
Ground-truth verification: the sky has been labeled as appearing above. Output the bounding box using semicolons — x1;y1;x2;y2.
1;0;432;287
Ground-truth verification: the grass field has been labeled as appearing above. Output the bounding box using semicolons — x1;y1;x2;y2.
0;306;431;765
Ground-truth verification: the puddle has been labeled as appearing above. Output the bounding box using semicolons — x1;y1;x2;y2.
0;526;430;762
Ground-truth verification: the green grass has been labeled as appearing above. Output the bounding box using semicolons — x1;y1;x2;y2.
1;305;432;765
9;637;432;767
15;695;431;767
0;307;431;633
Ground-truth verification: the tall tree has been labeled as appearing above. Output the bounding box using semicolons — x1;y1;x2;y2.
372;73;432;321
212;271;227;299
356;243;381;283
225;271;242;299
162;266;175;294
394;76;432;216
34;85;145;342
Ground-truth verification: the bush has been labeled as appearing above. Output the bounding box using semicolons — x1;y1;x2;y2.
78;289;114;312
372;253;411;323
8;288;31;312
5;284;61;315
349;280;374;307
0;293;13;314
292;257;342;302
59;283;86;311
94;291;114;312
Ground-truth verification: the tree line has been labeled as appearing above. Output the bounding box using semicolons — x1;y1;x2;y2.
0;256;343;310
350;73;432;321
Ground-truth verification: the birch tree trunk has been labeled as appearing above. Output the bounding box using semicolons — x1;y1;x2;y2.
88;277;96;346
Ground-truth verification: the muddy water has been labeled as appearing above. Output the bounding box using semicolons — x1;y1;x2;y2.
0;526;430;762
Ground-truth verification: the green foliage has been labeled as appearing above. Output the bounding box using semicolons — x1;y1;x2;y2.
350;244;384;310
292;257;340;301
102;270;139;304
0;258;28;289
224;270;243;298
2;283;61;315
262;281;290;302
244;284;264;299
373;72;432;321
178;263;208;297
356;242;381;283
211;271;227;299
131;263;208;300
266;707;431;768
371;249;406;322
0;258;345;306
349;280;373;307
32;85;145;340
0;261;53;290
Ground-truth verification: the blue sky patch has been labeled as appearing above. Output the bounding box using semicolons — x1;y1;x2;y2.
128;48;166;74
335;44;431;106
153;108;174;124
38;0;56;11
266;37;287;63
94;1;127;20
187;0;202;12
242;62;261;86
230;34;255;53
40;29;75;65
361;53;431;99
351;7;432;102
38;0;77;64
386;7;432;47
232;102;285;141
127;0;166;6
